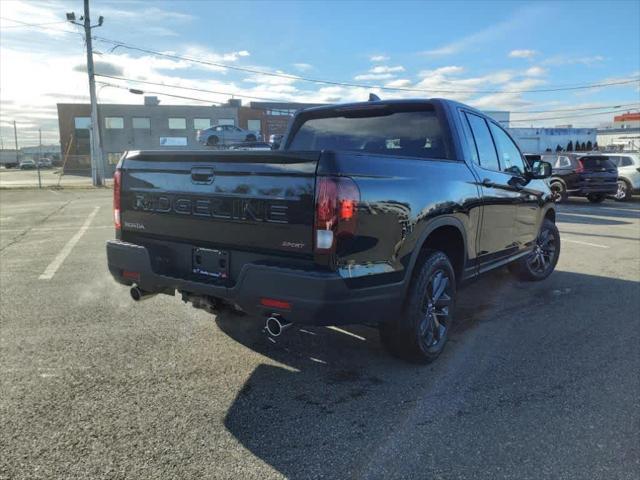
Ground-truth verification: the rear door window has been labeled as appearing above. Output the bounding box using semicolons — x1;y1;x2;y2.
288;107;451;159
465;112;500;171
580;157;616;170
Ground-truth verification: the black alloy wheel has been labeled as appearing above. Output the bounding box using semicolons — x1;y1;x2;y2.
379;250;456;363
509;219;560;281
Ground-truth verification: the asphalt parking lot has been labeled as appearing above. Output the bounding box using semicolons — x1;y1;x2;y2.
1;189;639;480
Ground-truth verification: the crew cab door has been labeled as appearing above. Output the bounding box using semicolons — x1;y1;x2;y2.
462;111;521;268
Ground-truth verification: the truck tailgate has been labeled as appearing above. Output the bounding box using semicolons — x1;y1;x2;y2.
119;150;319;255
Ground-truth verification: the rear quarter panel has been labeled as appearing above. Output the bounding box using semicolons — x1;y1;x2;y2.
317;151;482;284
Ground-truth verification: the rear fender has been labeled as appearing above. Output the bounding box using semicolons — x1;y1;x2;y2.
402;216;468;297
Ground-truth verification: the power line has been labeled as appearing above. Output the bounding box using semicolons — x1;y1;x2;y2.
0;17;81;35
4;15;640;95
513;103;640;114
96;82;640;124
0;19;68;28
97;82;224;105
96;74;640;114
90;35;640;94
509;107;640;123
95;73;293;103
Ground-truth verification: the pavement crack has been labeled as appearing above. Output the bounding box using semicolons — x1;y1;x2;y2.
0;199;74;255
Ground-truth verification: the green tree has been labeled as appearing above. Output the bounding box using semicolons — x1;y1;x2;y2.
556;144;563;152
567;141;573;151
586;140;593;150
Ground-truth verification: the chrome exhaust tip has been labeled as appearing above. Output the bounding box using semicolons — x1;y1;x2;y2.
130;286;156;302
265;315;292;337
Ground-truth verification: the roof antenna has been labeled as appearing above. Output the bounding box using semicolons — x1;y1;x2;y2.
368;93;381;102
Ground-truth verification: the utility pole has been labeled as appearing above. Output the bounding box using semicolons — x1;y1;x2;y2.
13;120;19;165
67;1;104;186
37;129;42;189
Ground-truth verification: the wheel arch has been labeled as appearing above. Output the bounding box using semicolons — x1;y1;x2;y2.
404;217;468;296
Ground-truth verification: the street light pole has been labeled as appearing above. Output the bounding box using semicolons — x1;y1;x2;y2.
67;1;104;186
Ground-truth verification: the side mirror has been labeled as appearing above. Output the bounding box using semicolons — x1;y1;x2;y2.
529;160;552;179
271;142;281;150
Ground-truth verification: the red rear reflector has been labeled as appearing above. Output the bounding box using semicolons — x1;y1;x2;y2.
122;270;140;281
260;298;291;310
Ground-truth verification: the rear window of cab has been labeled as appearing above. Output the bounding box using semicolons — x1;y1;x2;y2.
288;106;452;160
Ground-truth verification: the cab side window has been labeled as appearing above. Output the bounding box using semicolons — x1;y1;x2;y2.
465;112;500;171
489;122;527;175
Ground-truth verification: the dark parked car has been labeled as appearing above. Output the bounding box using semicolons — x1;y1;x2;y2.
107;98;558;363
530;153;618;203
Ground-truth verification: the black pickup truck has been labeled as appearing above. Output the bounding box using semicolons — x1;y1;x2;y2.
107;99;559;363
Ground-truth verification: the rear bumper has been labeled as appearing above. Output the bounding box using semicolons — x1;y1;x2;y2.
106;240;402;326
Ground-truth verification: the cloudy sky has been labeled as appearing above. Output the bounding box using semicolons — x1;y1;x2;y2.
1;0;639;146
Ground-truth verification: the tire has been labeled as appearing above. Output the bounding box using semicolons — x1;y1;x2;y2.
245;134;256;142
508;219;560;281
379;250;456;364
549;181;567;203
206;135;219;146
587;193;606;203
613;179;633;202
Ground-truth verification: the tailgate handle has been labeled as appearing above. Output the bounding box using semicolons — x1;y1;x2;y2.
191;167;215;184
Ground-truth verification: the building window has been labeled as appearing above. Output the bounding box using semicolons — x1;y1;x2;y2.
105;117;124;129
247;119;261;132
106;152;122;165
217;118;235;126
74;117;91;129
168;118;186;129
193;118;211;130
132;117;150;129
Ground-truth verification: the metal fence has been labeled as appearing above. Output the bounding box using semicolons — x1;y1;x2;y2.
0;156;112;189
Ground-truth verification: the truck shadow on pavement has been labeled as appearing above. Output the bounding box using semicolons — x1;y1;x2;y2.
216;268;640;479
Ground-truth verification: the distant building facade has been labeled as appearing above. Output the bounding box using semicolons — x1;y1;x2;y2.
56;97;326;176
509;127;597;153
596;112;640;151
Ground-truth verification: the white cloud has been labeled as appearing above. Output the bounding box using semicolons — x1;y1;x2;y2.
293;63;313;72
369;65;405;74
354;73;396;81
418;66;465;77
385;79;412;88
370;55;389;62
509;49;538;59
525;66;546;76
542;55;606;66
420;4;548;56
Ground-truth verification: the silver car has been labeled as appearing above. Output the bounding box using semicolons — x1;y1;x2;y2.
197;125;260;147
601;153;640;201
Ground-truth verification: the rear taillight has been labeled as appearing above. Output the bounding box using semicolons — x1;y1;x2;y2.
314;176;359;253
575;159;585;173
113;169;122;230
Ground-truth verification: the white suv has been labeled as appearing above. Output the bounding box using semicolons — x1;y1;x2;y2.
602;153;640;201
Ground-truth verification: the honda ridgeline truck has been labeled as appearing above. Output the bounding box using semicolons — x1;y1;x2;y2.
107;99;559;363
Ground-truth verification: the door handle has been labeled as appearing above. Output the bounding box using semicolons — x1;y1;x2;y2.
481;178;494;187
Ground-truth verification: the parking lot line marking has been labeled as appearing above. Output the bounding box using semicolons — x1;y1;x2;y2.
39;207;100;280
327;326;367;341
563;238;609;249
